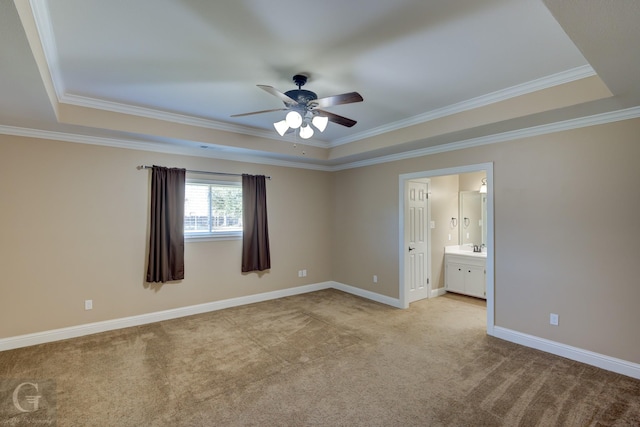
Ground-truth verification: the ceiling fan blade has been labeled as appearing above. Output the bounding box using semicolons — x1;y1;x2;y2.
310;92;363;109
230;108;288;118
316;109;357;127
257;85;298;106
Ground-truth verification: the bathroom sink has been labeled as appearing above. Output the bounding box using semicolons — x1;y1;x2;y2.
444;245;487;258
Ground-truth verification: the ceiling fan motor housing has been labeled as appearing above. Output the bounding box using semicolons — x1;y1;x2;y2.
284;89;317;106
284;74;318;108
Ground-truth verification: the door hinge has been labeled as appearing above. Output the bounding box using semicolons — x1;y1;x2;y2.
427;278;429;284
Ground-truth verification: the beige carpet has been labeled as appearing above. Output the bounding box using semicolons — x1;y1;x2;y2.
1;289;639;426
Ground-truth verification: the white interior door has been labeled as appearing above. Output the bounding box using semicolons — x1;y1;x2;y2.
405;180;430;303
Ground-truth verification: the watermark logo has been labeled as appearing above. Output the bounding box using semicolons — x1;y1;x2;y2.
0;379;56;425
12;383;41;413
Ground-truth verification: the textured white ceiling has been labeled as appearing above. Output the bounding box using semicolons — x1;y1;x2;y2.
42;0;587;139
2;0;639;167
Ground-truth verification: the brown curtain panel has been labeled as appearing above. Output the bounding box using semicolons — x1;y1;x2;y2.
146;166;186;283
242;174;271;272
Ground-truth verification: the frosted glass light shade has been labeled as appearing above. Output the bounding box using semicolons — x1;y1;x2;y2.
479;177;487;194
312;115;328;132
299;124;314;139
273;120;289;136
285;111;303;129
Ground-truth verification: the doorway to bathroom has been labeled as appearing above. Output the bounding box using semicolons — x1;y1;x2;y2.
399;163;494;334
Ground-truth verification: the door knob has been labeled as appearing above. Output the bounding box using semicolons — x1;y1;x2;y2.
408;247;415;252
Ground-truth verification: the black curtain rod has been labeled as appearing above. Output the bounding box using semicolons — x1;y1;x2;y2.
137;165;271;180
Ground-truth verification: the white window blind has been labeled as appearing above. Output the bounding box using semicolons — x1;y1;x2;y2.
184;181;242;239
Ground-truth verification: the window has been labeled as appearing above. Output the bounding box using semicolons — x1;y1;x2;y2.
184;180;242;240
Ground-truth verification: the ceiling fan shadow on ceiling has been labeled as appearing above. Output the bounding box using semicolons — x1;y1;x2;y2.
231;74;363;139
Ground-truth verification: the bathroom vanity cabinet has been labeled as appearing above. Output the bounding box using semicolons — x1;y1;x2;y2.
444;253;486;299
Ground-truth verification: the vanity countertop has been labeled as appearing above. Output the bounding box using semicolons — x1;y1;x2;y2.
444;245;487;258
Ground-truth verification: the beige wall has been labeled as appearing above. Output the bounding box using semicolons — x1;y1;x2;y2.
459;171;486;192
2;117;640;365
0;135;333;338
333;118;640;363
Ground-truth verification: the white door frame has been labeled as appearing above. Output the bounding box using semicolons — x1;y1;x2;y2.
398;162;495;335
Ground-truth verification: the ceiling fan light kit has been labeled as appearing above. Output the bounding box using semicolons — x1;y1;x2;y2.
299;123;314;139
312;115;328;132
232;74;363;140
285;110;303;129
273;120;289;136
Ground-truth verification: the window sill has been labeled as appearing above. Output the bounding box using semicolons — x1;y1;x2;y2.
185;233;242;242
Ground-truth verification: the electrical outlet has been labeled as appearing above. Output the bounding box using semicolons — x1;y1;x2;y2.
550;313;559;326
298;270;303;277
85;300;93;310
302;269;307;277
373;275;378;283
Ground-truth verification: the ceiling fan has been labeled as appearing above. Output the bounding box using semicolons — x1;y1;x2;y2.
231;74;363;139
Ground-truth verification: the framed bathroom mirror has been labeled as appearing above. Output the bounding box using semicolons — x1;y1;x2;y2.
459;191;487;246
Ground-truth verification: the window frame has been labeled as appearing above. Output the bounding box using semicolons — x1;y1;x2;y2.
184;179;243;242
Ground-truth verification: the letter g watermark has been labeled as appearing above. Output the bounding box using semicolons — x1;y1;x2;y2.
12;382;41;412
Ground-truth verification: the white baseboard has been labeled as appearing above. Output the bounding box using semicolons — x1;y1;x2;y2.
330;281;403;308
430;287;447;298
0;282;332;352
1;281;403;351
4;284;638;381
492;326;640;380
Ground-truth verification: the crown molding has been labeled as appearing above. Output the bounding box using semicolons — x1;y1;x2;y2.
3;105;638;174
333;105;640;171
0;124;333;171
28;0;65;99
57;66;596;151
2;106;638;173
0;106;640;172
59;94;330;149
330;65;597;147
